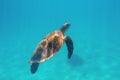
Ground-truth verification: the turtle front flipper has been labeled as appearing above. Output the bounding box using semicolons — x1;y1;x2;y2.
29;39;47;73
30;44;44;74
31;63;39;74
30;47;43;63
30;39;47;63
65;36;74;59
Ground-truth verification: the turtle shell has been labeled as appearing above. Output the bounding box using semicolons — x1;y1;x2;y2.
30;30;64;63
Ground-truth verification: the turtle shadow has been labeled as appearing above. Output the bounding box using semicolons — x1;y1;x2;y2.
67;54;84;67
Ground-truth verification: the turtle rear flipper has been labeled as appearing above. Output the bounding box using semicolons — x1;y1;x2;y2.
65;36;74;59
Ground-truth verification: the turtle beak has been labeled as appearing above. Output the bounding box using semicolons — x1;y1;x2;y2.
63;22;71;27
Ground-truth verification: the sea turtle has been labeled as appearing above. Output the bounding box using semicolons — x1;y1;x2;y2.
29;22;74;74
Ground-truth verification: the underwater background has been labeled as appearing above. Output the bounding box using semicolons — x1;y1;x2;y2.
0;0;120;80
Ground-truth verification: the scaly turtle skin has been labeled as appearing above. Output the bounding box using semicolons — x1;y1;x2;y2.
29;22;74;74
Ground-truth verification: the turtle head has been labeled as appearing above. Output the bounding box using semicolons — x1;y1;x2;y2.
60;22;71;34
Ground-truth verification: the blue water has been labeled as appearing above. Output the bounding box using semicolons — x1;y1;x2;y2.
0;0;120;80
